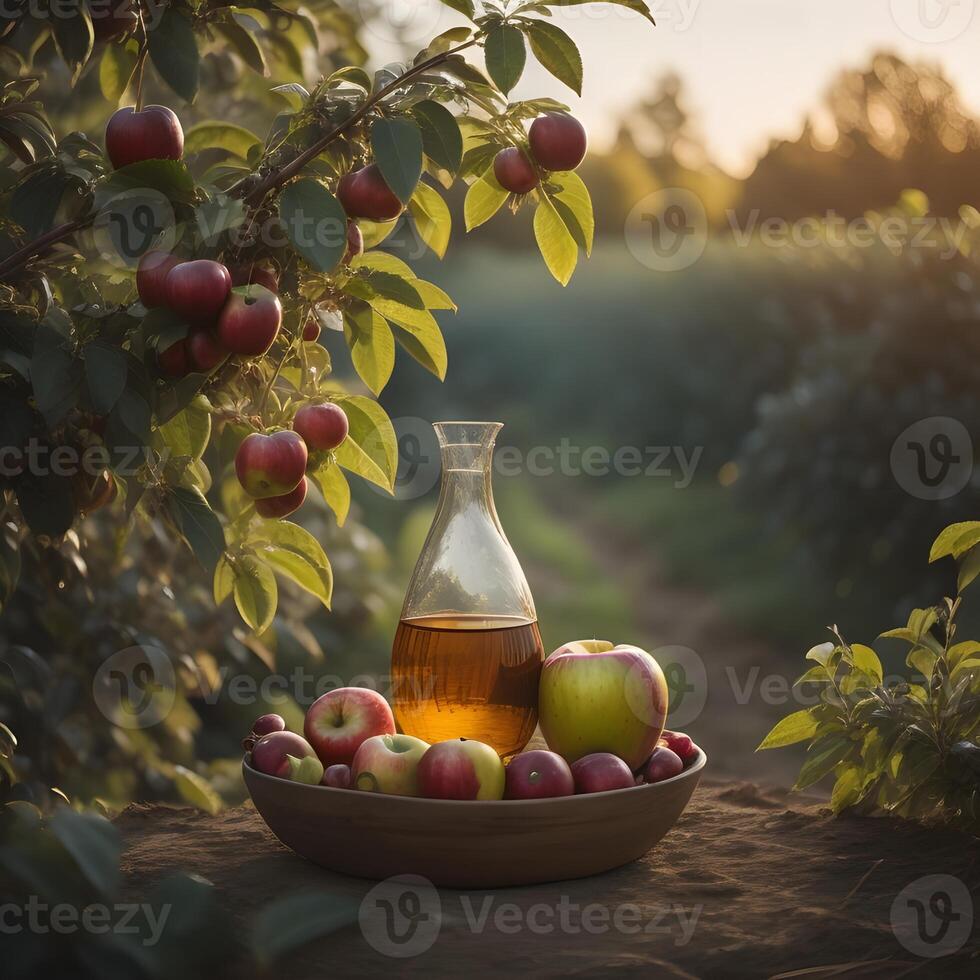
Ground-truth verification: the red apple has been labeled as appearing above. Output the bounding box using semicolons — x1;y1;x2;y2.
570;753;635;794
416;738;505;801
529;113;588;172
321;764;352;789
251;731;323;784
638;746;683;784
251;713;286;737
292;403;348;451
137;250;181;308
504;750;574;800
217;285;282;356
351;733;430;797
105;105;184;169
337;164;403;221
157;338;188;377
345;221;364;263
255;476;307;519
660;730;698;763
302;318;320;343
186;328;227;373
493;147;539;194
303;687;396;767
230;263;279;294
165;259;231;325
235;430;308;499
538;640;669;770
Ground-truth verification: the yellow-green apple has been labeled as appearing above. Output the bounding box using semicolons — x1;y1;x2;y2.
570;753;635;794
137;250;181;308
292;403;349;451
164;259;232;325
538;640;668;769
638;746;683;784
416;738;505;801
303;687;395;767
660;731;697;763
504;749;574;800
351;733;430;796
235;431;308;499
255;476;307;519
251;731;323;784
217;285;282;356
105;105;183;169
322;764;352;789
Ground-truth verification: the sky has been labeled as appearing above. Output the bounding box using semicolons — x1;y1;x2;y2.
365;0;980;175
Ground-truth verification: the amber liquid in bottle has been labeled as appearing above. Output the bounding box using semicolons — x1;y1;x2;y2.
391;613;544;758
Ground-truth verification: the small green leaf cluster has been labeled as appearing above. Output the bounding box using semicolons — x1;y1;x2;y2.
759;522;980;833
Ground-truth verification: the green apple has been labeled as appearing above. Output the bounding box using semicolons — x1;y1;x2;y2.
350;733;430;796
538;640;669;770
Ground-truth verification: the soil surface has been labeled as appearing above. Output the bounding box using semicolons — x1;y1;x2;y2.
117;776;979;979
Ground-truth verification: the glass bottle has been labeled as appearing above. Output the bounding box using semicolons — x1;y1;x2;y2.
391;422;544;758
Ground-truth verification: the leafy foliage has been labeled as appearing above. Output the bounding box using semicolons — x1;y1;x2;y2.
759;523;980;833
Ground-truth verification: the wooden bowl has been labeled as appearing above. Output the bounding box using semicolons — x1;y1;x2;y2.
243;748;706;888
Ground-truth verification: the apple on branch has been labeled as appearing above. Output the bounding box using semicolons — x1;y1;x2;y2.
105;105;184;169
165;259;232;325
217;285;283;356
351;733;430;796
303;687;396;767
292;403;349;452
235;431;308;499
538;640;669;770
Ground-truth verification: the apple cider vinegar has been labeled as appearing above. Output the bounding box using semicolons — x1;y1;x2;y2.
391;614;544;758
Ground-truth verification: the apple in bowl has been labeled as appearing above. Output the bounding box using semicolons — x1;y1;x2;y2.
538;640;669;770
351;733;430;796
304;687;395;767
416;738;505;801
251;731;323;785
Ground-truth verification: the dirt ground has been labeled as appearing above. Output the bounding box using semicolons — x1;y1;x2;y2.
118;776;979;979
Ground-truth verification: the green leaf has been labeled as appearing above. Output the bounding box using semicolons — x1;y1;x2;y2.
526;22;582;96
99;39;139;104
848;644;883;684
167;486;225;574
930;522;980;562
253;521;332;608
311;463;350;527
757;709;820;750
830;766;865;813
544;0;656;25
215;21;268;77
233;555;278;632
534;196;578;285
551;170;594;255
214;555;234;605
148;7;200;103
252;891;359;969
411;100;463;175
437;0;475;18
908;646;937;682
51;1;94;75
97;159;197;206
794;733;852;790
48;808;121;896
158;400;211;460
464;169;509;230
957;545;980;593
391;318;448;381
485;24;526;94
270;82;310;110
409;182;452;259
279;178;348;272
32;344;82;429
184;122;261;159
343;305;395;396
174;765;222;815
371;117;424;204
85;343;128;416
16;470;75;539
805;642;836;667
333;396;397;492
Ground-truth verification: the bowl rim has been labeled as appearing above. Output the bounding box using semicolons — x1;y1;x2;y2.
243;746;707;805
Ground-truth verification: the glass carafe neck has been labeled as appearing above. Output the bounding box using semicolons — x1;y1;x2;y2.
434;421;501;477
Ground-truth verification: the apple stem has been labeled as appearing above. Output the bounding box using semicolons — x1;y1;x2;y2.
134;8;149;113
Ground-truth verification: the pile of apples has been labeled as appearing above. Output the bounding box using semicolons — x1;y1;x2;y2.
245;639;700;800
